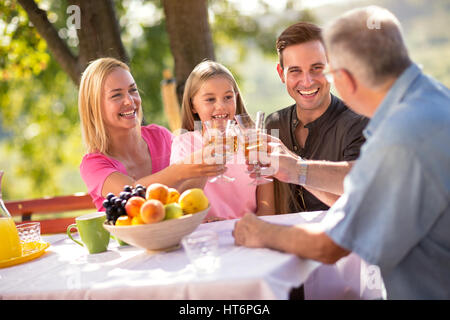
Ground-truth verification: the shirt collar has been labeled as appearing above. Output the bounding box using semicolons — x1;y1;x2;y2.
364;63;422;138
291;94;338;130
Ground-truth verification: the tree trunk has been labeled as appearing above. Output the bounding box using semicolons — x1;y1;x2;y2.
163;0;215;103
71;0;128;78
18;0;128;85
18;0;80;84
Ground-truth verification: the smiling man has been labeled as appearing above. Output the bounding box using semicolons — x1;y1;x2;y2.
266;22;369;213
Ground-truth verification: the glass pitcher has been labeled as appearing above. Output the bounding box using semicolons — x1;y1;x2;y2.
0;171;22;260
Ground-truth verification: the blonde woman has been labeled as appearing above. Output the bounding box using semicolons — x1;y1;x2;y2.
78;57;225;211
171;60;277;220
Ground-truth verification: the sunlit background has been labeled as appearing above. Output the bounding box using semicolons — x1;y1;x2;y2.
0;0;449;201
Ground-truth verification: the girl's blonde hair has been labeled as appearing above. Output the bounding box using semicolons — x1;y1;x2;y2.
181;60;249;131
78;57;143;154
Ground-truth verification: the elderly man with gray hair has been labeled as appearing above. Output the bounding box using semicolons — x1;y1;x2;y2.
233;6;450;299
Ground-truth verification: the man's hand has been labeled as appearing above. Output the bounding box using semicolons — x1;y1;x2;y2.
232;213;268;248
233;212;351;263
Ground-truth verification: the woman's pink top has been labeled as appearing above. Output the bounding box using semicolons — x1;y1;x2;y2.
170;131;257;219
80;124;173;211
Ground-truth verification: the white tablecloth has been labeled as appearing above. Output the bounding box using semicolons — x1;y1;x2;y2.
0;214;321;300
0;211;384;300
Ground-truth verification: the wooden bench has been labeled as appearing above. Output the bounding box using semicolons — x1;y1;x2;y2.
5;193;96;234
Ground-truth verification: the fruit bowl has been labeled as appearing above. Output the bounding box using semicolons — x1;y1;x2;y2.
103;206;209;251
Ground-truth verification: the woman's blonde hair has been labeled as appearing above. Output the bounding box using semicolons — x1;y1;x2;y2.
78;57;143;154
181;60;249;131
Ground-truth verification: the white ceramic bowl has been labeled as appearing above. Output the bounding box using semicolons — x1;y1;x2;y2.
103;206;209;251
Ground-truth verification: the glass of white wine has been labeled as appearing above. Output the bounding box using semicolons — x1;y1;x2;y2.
234;112;273;185
203;119;237;183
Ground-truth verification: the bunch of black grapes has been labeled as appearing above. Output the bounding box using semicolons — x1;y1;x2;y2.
103;184;147;224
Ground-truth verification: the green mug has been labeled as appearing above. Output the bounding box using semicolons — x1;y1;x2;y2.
67;212;110;254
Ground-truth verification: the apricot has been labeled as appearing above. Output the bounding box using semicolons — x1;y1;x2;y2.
145;183;170;204
131;215;145;225
167;188;180;204
125;196;145;217
140;199;165;224
115;215;132;226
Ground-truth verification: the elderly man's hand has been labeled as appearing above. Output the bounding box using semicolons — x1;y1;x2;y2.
232;213;268;248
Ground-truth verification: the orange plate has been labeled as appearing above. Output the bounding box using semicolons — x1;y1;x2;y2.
0;242;50;268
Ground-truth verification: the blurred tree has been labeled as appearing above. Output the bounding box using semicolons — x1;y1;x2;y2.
163;0;215;103
17;0;127;85
0;0;169;199
209;0;316;84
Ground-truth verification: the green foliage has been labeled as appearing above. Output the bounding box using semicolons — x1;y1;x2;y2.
0;0;50;80
0;56;84;199
210;0;316;59
0;1;85;199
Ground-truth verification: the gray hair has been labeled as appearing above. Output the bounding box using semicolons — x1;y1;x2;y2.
323;6;411;88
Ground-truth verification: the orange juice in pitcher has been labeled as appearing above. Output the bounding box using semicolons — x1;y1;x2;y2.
0;217;22;260
0;171;22;260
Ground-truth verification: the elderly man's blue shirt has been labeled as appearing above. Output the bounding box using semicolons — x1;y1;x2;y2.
325;63;450;299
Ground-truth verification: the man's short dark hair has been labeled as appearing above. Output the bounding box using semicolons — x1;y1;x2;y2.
276;22;324;68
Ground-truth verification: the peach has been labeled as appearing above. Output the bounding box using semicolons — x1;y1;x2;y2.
145;183;170;204
125;196;145;217
167;188;180;204
140;199;165;224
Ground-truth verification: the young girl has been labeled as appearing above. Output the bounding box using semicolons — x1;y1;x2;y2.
78;57;225;211
171;60;275;220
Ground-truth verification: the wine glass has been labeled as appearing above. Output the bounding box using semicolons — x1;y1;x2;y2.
234;112;273;185
203;119;237;183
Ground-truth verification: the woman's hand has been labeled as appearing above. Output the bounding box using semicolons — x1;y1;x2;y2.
173;143;228;180
171;162;227;180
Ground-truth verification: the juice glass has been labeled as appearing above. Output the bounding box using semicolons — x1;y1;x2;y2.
203;119;237;183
